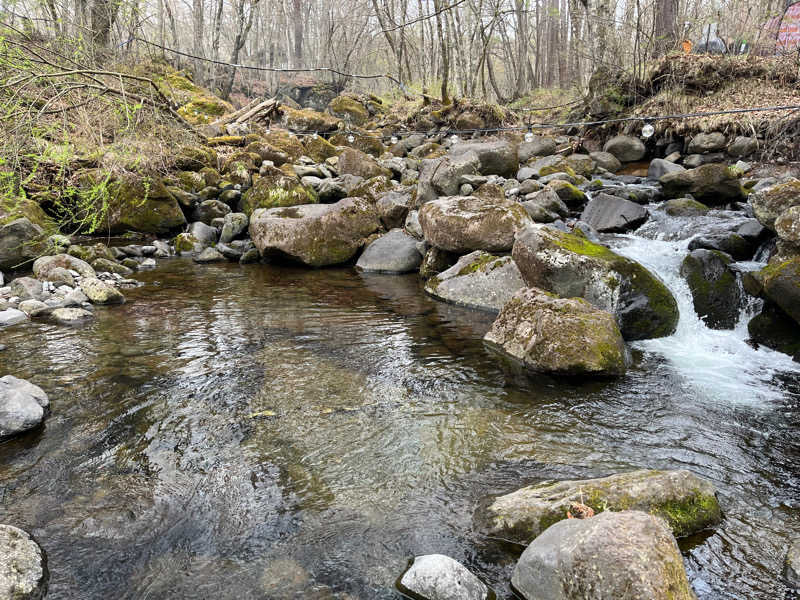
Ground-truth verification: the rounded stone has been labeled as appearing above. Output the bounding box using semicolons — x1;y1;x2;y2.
0;525;47;600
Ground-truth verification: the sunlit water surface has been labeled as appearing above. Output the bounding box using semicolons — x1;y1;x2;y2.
1;251;799;599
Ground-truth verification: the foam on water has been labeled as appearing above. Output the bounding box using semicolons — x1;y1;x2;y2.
611;233;800;404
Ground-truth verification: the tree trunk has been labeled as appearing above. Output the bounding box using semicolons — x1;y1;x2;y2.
433;0;450;104
292;0;304;68
652;0;678;57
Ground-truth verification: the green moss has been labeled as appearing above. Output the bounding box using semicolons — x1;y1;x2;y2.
207;136;245;147
456;252;505;277
241;168;317;216
174;232;198;253
540;164;577;178
328;96;369;126
654;492;721;537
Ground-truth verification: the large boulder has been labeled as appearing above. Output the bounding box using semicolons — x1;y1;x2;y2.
0;375;49;440
603;135;646;162
355;229;422;273
512;225;679;340
728;136;758;158
397;555;491;600
249;197;380;267
484;469;720;545
521;188;569;224
10;277;44;301
337;148;392;180
511;510;696;600
753;259;800;326
449;139;518;177
688;131;727;154
589;151;622;173
748;304;800;360
104;175;186;234
518;137;556;161
660;163;746;205
751;179;800;231
787;539;800;589
0;218;44;271
648;158;685;180
680;249;742;329
376;191;412;229
0;524;47;599
687;232;753;261
328;95;369;126
579;193;648;233
240;166;316;216
416;153;480;205
484;287;627;377
33;253;95;280
419;196;530;253
425;251;526;313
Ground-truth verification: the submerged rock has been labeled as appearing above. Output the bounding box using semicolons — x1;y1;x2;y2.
680;249;742;329
512;225;679;340
249;197;380;267
0;375;49;439
787;539;800;588
419;196;530;253
0;524;47;600
579;192;648;233
50;307;94;324
356;229;422;274
484;469;720;544
484;287;627;377
511;510;696;600
425;251;525;313
397;554;491;600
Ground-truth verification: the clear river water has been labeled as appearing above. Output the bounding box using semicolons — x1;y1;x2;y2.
1;206;799;599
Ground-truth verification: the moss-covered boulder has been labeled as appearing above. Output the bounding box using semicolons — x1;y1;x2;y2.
348;176;392;204
249;197;380;267
660;163;746;205
154;66;233;125
664;197;709;217
104;175;186;234
484;469;721;545
547;179;586;208
174;145;218;171
419;195;531;253
328;96;369;126
281;106;340;132
748;303;800;360
751;179;800;231
425;251;526;313
263;130;306;162
512;224;678;340
0;194;51;230
177;171;206;193
512;511;696;600
303;136;340;163
680;249;742;329
329;132;385;157
0;218;46;270
753;258;800;326
337;148;391;180
484;287;627;377
239;166;316;216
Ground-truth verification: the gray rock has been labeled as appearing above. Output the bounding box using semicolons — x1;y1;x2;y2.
589;151;622;173
688;131;726;154
188;221;219;246
425;251;525;313
420;247;458;279
33;253;95;279
660;163;746;205
356;229;422;274
485;469;720;545
0;524;47;600
648;158;685;180
10;278;43;301
0;309;28;327
239;248;260;264
215;243;243;261
0;376;48;439
603;135;646;162
512;224;678;340
419;196;531;253
516;167;537;181
518;137;557;162
317;178;348;203
152;240;171;257
50;307;94;323
80;278;125;305
193;247;227;263
0;218;44;271
728;136;758;157
787;539;800;588
63;289;89;307
17;300;50;317
450;139;518;177
664;198;709;217
92;258;134;276
580;192;648;233
193;199;231;225
681;249;742;329
511;511;696;600
518;179;543;195
397;554;490;600
376;191;413;230
219;212;249;243
683;152;726;168
688;232;753;261
751;179;800;231
417;153;481;204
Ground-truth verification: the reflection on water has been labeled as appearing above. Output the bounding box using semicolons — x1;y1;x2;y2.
0;258;798;599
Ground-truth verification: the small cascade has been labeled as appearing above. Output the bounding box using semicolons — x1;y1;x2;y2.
608;210;800;403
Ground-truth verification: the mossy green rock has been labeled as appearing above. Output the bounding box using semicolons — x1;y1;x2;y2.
484;287;627;376
105;176;186;234
757;258;800;326
174;145;218;171
680;249;741;329
303;136;339;163
329;132;385;157
660;163;746;205
0;195;51;229
486;469;721;544
751;179;800;231
263;130;306;162
664;197;710;217
240;166;316;216
328;96;369;126
281;106;340;132
512;224;679;340
419;195;531;253
547;179;586;208
249;197;380;267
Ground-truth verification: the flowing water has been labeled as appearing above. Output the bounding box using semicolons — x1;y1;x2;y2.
1;210;799;599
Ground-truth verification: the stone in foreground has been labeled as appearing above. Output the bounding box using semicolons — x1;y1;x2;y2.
397;554;491;600
484;287;627;377
249;197;380;267
419;195;530;253
0;375;49;440
680;249;741;329
484;469;720;544
356;229;422;273
512;510;696;600
0;524;47;600
512;224;678;340
50;307;94;324
425;251;525;313
787;539;800;589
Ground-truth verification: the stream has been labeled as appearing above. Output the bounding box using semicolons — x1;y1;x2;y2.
1;206;799;599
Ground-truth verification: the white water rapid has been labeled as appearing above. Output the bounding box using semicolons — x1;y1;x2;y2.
608;209;800;403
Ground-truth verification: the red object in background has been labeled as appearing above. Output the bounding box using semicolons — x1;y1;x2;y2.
778;3;800;51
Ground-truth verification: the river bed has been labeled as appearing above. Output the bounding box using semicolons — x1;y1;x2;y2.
1;252;799;599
